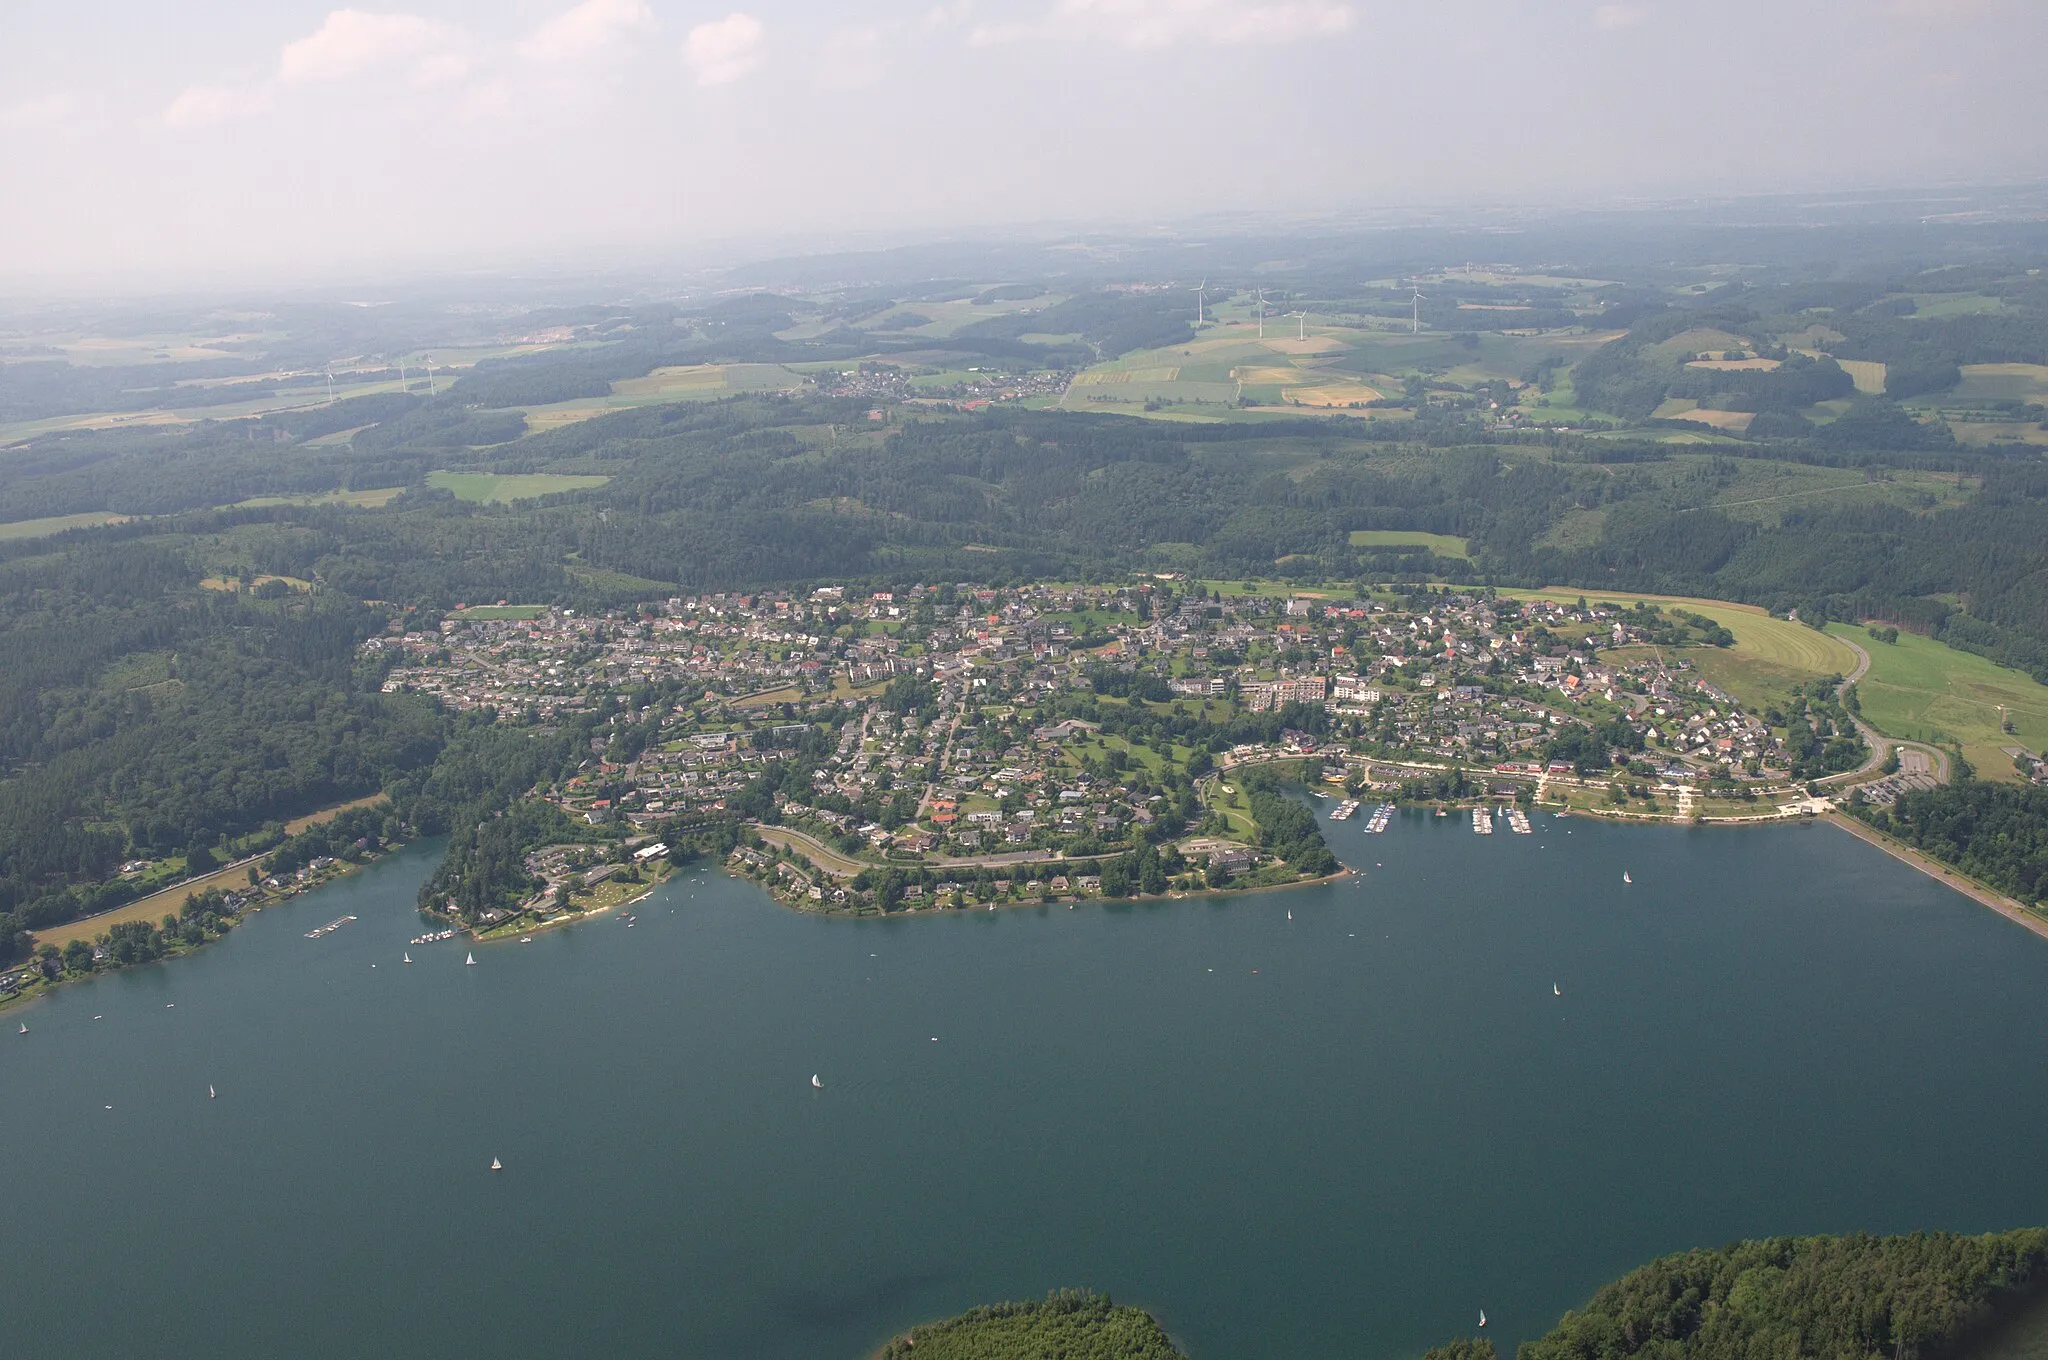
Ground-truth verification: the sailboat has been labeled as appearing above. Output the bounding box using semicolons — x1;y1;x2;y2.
1479;1310;1487;1328
209;1085;216;1099
811;1074;823;1089
466;952;476;966
490;1157;502;1172
1623;870;1633;884
1286;909;1293;921
17;1022;26;1035
1554;984;1562;997
403;952;412;964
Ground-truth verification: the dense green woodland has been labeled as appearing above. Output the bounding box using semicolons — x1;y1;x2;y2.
1518;1230;2048;1360
1854;781;2048;906
873;1291;1187;1360
884;1231;2048;1360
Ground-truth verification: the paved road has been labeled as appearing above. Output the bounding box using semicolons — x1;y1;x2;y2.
1820;632;1951;787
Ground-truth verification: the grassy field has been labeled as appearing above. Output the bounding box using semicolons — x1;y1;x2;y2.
1836;359;1887;394
1826;624;2048;778
0;511;131;539
449;604;549;620
1506;587;1858;715
232;487;403;510
426;471;611;503
1348;529;1470;558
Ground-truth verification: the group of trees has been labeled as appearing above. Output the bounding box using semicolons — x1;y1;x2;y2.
1853;780;2048;905
876;1290;1185;1360
1518;1230;2048;1360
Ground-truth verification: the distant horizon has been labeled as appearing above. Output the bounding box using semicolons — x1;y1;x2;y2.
6;0;2045;292
7;176;2048;303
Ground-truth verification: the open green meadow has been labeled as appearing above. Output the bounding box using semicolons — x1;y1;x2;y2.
1826;623;2048;778
426;471;611;503
0;511;131;539
449;604;550;620
1347;529;1470;558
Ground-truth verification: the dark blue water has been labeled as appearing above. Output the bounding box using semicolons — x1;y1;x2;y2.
5;812;2046;1360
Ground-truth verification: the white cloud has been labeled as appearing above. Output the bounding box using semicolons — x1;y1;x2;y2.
1592;4;1650;30
518;0;656;64
685;13;766;86
278;10;461;86
163;84;274;128
1003;0;1354;47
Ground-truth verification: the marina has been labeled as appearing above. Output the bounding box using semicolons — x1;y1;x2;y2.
303;915;357;940
1471;808;1494;835
1508;809;1533;835
409;927;461;945
1364;803;1395;834
1330;799;1361;821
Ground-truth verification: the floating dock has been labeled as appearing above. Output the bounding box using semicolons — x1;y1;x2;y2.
1471;807;1493;835
305;915;357;939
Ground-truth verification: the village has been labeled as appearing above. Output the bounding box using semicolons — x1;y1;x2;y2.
366;581;1851;916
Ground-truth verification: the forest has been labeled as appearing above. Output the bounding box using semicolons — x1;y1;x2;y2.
1852;780;2048;905
1516;1229;2048;1360
873;1290;1186;1360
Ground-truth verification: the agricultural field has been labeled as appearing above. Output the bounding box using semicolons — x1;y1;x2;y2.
1826;624;2048;779
232;487;404;510
519;363;806;430
1835;359;1887;394
425;471;611;503
1347;529;1470;558
0;511;131;539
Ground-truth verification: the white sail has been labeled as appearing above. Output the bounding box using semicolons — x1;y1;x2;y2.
209;1085;216;1098
466;952;476;966
490;1157;502;1171
403;952;412;964
811;1074;823;1089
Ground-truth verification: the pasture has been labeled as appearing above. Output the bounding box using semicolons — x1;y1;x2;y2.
0;511;131;539
1826;624;2048;779
1348;530;1470;558
450;604;550;620
426;471;611;503
233;487;404;510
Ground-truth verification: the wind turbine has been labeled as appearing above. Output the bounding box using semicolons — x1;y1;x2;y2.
1255;287;1268;340
424;354;436;397
323;366;336;404
1410;279;1427;334
1195;279;1208;328
1289;309;1308;341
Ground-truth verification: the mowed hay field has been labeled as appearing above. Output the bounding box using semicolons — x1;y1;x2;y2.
426;471;611;503
1836;359;1888;394
1349;529;1469;558
0;511;131;539
1826;624;2048;779
1505;587;1859;715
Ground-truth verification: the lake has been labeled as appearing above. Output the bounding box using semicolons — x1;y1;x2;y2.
6;812;2047;1360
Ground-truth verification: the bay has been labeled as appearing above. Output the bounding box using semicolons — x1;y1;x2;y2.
5;812;2046;1360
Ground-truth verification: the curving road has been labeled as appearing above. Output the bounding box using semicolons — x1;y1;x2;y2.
1819;632;1951;786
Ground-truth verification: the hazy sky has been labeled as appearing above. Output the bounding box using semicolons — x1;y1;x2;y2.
3;0;2045;288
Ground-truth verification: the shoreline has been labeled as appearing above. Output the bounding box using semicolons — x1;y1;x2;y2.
1824;814;2048;944
755;863;1353;919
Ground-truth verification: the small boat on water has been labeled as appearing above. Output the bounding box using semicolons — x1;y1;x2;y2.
1479;1309;1487;1328
209;1084;216;1098
1286;909;1293;921
811;1074;823;1089
17;1023;26;1035
403;952;412;964
466;952;476;966
490;1157;502;1172
1554;984;1562;997
1623;871;1633;884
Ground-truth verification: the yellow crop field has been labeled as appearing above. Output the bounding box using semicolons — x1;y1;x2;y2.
1285;383;1386;407
1836;360;1887;394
